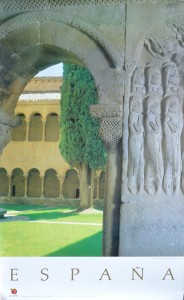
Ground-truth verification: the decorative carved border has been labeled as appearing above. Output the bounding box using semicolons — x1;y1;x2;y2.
0;0;164;12
90;104;122;118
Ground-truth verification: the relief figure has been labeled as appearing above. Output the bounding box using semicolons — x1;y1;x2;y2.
163;63;180;94
128;95;144;195
131;68;146;94
163;95;183;195
146;65;163;95
144;95;163;195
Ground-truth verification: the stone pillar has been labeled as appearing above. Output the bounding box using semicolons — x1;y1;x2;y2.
90;104;122;256
58;175;65;198
40;176;44;198
25;117;30;141
8;174;11;197
42;119;46;141
24;175;28;198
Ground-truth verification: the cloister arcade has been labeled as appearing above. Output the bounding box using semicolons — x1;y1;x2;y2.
12;112;60;142
0;167;105;200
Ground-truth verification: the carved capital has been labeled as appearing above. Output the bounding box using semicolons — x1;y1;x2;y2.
90;104;123;153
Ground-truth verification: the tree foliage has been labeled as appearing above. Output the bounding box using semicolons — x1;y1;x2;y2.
60;64;106;170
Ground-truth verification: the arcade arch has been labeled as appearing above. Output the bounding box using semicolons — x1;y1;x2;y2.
11;168;25;197
27;168;42;197
45;113;59;141
0;168;9;196
12;114;27;141
63;169;80;199
29;113;43;141
44;169;60;198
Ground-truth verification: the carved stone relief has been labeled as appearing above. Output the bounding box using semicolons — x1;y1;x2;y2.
127;94;144;195
163;95;183;195
131;68;145;94
163;62;180;95
144;94;163;195
125;59;184;196
145;65;163;95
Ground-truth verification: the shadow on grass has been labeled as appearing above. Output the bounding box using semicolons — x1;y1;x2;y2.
0;203;47;211
18;210;78;221
46;231;102;257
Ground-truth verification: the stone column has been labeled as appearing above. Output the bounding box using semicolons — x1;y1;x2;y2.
25;117;30;141
58;175;65;198
42;119;46;141
41;176;44;198
8;174;11;197
24;175;28;198
90;104;122;256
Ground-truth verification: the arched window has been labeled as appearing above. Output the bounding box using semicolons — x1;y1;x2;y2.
12;114;27;141
63;169;79;198
44;169;60;197
11;168;25;197
99;171;105;199
45;113;59;141
29;113;43;141
0;168;8;196
27;169;41;197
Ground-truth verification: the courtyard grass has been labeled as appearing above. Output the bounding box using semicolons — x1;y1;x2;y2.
0;204;103;257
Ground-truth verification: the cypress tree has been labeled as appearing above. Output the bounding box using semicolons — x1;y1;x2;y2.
60;64;106;210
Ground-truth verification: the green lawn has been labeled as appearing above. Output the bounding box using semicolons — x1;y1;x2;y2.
0;204;103;257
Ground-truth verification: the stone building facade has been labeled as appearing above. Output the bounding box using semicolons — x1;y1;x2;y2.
0;77;105;206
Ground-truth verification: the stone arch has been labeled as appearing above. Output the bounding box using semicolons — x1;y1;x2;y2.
12;113;27;141
0;10;123;114
0;168;9;196
44;169;60;198
29;113;43;141
11;168;25;197
45;113;59;142
27;168;41;197
63;169;80;198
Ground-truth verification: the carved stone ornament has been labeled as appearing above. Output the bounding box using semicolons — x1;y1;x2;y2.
145;64;163;95
144;94;163;195
90;104;123;153
163;62;180;95
162;94;183;195
143;15;184;61
0;110;20;154
128;94;144;195
131;68;146;94
0;0;169;12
